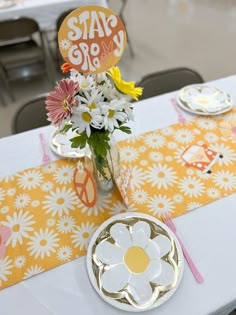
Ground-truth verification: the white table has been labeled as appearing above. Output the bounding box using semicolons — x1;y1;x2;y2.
0;0;108;31
1;75;236;315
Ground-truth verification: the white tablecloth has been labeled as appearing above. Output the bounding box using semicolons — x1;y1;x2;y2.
0;0;108;31
1;75;236;315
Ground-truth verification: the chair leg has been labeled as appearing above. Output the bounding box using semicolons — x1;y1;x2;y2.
0;65;15;102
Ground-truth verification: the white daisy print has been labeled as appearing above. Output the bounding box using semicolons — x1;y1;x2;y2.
165;156;173;162
149;151;163;162
54;166;74;184
167;142;178;150
14;193;31;210
213;171;236;191
2;210;35;247
23;265;44;279
161;127;174;135
139;146;147;153
71;222;97;250
195;170;211;180
145;164;177;189
196;118;217;130
120;146;139;162
186;202;202;211
0;206;9;214
108;201;137;216
174;146;187;166
210;144;236;166
27;228;59;259
147;195;175;218
186;169;194;175
131;190;149;204
0;175;14;183
0;188;5;204
95;221;175;305
207;188;221;199
31;200;40;207
42;163;57;174
59;39;72;50
7;188;16;196
0;257;13;286
57;246;72;262
81;193;112;216
204;132;219;143
144;133;166;149
178;177;205;198
41;181;54;192
17;170;43;190
43;187;79;217
46;218;56;227
14;255;26;268
173;194;183;203
57;216;75;234
178;176;205;197
174;128;195;144
140;160;148;166
130;166;146;190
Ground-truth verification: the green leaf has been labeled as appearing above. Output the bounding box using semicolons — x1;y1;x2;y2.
70;131;88;149
88;130;111;157
60;123;72;133
119;126;132;134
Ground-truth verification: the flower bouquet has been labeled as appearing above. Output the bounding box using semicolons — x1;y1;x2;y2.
45;64;142;191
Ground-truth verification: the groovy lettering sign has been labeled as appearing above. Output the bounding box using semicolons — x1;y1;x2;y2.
58;6;127;74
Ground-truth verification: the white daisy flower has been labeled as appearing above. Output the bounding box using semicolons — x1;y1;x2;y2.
102;99;127;132
149;151;163;162
144;133;166;149
71;222;97;250
23;265;44;279
193;128;201;135
167;142;178;150
41;181;54;192
178;176;205;198
46;218;56;227
186;169;194;175
59;39;72;50
126;134;143;144
161;127;174;135
204;132;219;143
207;188;221;199
14;193;31;210
147;195;175;218
95;221;175;305
73;73;95;91
139;146;147;152
209;143;236;166
173;194;183;203
174;128;195;144
145;164;177;190
213;171;236;191
42;163;57;174
120;146;139;162
7;188;16;196
2;210;35;247
57;216;76;234
14;255;26;268
131;190;149;204
57;246;72;262
140;160;148;166
196;118;217;130
0;257;13;286
195;170;211;180
54;166;74;184
174;146;188;166
165;156;173;162
27;228;59;259
108;201;136;216
0;188;5;204
31;200;40;207
43;187;79;217
0;206;9;214
81;193;112;216
17;170;43;190
186;202;202;211
130;166;146;191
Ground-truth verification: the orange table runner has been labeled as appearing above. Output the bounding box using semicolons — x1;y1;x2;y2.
0;109;236;290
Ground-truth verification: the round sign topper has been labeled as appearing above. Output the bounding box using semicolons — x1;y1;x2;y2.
58;6;127;74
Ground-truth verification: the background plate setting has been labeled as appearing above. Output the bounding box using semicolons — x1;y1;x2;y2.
87;213;184;312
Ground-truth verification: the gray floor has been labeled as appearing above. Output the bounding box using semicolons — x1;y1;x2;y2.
1;0;236;138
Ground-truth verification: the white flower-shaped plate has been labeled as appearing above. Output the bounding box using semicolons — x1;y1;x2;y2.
50;128;86;158
87;213;184;312
176;84;233;116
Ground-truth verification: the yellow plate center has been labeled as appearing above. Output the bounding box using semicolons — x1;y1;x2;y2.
124;246;150;273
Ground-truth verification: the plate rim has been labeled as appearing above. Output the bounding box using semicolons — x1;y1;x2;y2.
86;212;184;312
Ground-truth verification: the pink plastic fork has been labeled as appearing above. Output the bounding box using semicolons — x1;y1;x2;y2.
39;133;51;164
164;215;204;284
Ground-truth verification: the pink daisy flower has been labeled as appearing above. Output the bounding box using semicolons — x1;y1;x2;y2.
45;79;80;126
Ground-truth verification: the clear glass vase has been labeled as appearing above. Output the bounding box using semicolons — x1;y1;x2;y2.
85;136;120;194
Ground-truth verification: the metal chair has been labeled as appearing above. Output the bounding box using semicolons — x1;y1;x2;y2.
138;67;204;100
12;93;50;134
0;17;51;101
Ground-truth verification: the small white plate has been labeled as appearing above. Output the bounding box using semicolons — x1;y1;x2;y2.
50;128;86;158
176;85;233;116
87;213;184;312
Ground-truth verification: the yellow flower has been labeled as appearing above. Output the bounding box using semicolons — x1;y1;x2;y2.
107;66;143;101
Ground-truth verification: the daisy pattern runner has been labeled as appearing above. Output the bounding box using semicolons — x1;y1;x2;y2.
0;109;236;289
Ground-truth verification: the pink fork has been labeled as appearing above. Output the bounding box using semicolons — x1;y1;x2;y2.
39;133;51;164
164;215;204;284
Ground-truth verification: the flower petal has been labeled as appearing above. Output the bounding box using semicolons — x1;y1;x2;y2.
101;264;130;293
152;260;175;286
152;235;171;257
145;240;160;260
95;241;124;265
128;273;153;304
110;223;132;250
131;221;150;248
144;259;161;281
